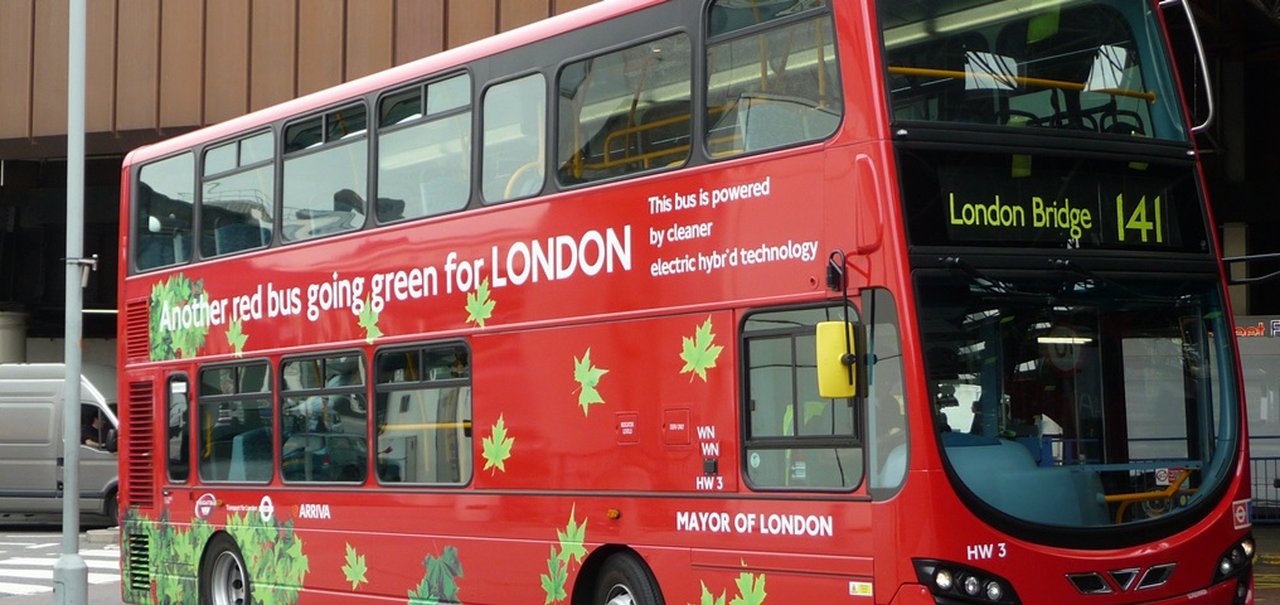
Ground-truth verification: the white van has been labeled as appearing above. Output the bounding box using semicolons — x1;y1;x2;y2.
0;363;120;522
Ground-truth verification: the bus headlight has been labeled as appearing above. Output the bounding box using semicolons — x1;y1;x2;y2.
914;559;1020;604
1214;535;1254;583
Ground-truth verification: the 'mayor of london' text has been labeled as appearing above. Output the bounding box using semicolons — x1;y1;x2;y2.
949;193;1094;239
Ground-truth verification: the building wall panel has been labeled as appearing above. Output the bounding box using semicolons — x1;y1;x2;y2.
86;0;118;133
448;0;496;48
500;0;551;32
250;0;297;112
31;0;68;138
394;0;445;65
347;0;394;80
159;0;204;128
116;0;160;132
0;1;34;140
555;0;597;14
298;0;345;97
204;0;250;124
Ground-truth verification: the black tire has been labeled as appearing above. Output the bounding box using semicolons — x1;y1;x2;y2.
593;553;665;605
102;490;118;526
200;534;252;605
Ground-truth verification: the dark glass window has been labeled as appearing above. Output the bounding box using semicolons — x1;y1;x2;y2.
742;305;862;490
377;73;473;223
167;376;191;483
280;354;368;483
201;131;275;258
282;104;369;241
198;362;272;483
557;34;692;185
375;344;472;485
706;0;842;157
135;153;195;271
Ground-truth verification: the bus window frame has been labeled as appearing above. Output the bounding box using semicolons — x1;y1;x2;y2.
280;101;372;244
198;128;277;260
373;69;476;227
739;302;865;493
702;0;844;161
278;350;370;485
480;70;550;206
373;340;474;487
553;29;695;190
196;358;274;485
132;151;197;274
166;373;192;484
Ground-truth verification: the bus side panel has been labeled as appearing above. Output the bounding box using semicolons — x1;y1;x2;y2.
471;310;740;494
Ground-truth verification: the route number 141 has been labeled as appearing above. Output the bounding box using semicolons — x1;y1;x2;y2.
1115;194;1163;244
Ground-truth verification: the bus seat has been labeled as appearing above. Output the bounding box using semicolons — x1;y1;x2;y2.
228;428;271;482
418;170;468;217
947;440;1107;526
738;93;838;152
214;223;267;255
137;232;176;268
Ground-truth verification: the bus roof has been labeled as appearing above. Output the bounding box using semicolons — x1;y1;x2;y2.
122;0;665;167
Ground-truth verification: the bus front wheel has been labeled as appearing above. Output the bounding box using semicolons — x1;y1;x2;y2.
200;534;251;605
593;553;664;605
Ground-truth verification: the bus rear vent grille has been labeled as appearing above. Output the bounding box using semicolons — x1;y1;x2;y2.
124;299;149;361
125;533;150;592
124;381;156;509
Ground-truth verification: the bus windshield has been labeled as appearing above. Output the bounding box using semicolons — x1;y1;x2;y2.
878;0;1189;142
916;270;1239;529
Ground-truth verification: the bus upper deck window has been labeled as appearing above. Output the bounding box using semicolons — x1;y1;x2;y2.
482;74;546;204
282;104;369;243
877;0;1189;141
705;0;842;158
377;73;473;224
556;34;692;186
200;131;275;259
135;153;195;272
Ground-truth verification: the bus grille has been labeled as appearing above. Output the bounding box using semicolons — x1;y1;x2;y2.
125;533;150;592
124;299;149;361
124;381;156;509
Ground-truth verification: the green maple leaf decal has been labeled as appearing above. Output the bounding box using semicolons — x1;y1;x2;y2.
540;546;569;604
680;316;724;382
149;274;210;360
225;320;248;357
358;296;383;344
556;505;588;566
409;546;464;604
572;349;608;415
342;543;368;590
465;278;496;328
481;415;515;473
729;573;767;605
697;582;728;605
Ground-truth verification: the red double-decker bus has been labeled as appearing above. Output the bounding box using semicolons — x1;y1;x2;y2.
116;0;1254;603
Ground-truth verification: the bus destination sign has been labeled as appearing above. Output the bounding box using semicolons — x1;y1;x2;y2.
901;150;1208;254
945;191;1171;248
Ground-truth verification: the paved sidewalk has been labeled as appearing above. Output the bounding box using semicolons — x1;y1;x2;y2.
1258;523;1280;604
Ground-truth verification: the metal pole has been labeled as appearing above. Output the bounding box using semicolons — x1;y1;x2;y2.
54;0;89;600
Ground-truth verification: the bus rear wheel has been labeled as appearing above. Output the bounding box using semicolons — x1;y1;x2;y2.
593;553;664;605
200;534;251;605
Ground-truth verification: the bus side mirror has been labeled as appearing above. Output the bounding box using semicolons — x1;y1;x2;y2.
816;321;859;399
105;428;118;453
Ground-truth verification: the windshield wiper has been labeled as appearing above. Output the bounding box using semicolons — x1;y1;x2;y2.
941;256;1051;300
1048;258;1191;304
